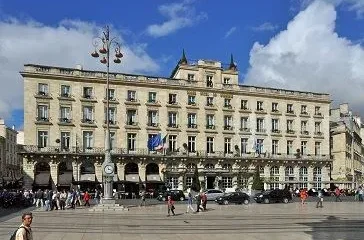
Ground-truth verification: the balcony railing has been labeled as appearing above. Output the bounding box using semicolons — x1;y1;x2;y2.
81;119;95;124
206;125;215;130
59;118;72;123
36;117;49;122
188;124;197;129
18;145;333;161
167;123;178;128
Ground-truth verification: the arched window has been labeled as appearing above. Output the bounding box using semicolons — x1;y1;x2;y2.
285;166;294;182
186;163;196;171
204;163;215;170
146;163;159;174
269;166;280;189
313;167;322;190
124;163;138;174
222;163;232;170
270;166;279;175
299;166;308;189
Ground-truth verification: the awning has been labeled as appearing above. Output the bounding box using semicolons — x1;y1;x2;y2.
125;174;140;183
34;172;50;186
80;174;96;182
58;172;73;185
146;174;162;182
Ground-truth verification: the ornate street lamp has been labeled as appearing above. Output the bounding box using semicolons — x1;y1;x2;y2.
91;25;123;201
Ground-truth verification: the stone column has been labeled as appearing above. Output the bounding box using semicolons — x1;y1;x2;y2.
279;166;285;189
232;175;238;189
23;157;34;190
49;162;59;190
264;165;270;190
178;175;184;190
159;163;166;182
138;164;146;183
72;161;80;182
116;163;125;182
307;166;314;189
294;165;300;189
94;162;103;183
321;165;328;188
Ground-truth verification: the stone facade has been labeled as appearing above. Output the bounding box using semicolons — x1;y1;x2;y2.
330;103;364;188
0;119;21;185
20;54;332;192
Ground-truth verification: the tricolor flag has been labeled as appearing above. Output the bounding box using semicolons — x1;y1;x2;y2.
148;134;168;151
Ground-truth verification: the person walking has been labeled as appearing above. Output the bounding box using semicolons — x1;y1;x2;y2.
83;191;91;207
59;190;67;210
15;212;33;240
140;190;146;207
300;189;308;205
186;192;195;213
335;187;342;202
195;193;202;212
358;187;363;202
201;192;207;211
316;189;324;208
167;196;175;216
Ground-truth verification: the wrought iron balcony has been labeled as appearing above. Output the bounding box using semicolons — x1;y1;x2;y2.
81;118;95;124
167;123;178;128
188;123;197;129
59;118;72;123
206;125;215;130
36;117;49;122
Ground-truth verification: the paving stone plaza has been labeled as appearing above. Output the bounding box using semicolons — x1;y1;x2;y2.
1;201;364;240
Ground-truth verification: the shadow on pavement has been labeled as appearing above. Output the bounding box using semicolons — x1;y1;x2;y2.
0;206;35;223
302;215;364;240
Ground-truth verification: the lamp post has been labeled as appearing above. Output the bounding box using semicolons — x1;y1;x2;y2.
91;25;123;200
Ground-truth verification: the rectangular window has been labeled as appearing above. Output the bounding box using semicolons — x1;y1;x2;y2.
224;138;232;154
224;116;233;130
148;92;157;103
37;131;48;148
60;85;70;97
148;111;158;126
185;177;193;187
315;142;321;156
126;110;137;125
105;107;116;124
240;117;248;130
168;135;177;152
83;87;93;98
257;101;264;111
107;89;115;100
256;139;264;154
271;119;279;132
224;98;232;108
206;137;214;153
301;121;308;134
188;113;197;128
166;177;179;189
223;77;230;84
315;106;321;115
287;104;294;113
287;140;293;155
287;120;294;132
272;102;278;112
206;97;214;106
188;136;196;152
168;112;177;127
221;177;233;189
82;106;94;122
241;100;248;110
83;131;93;149
59;106;71;122
206;75;213;87
206;114;215;129
37;105;49;121
38;83;48;95
315;122;321;133
256;118;264;132
301;105;307;114
127;90;136;101
187;74;195;81
168;94;177;104
301;141;307;155
241;138;248;154
188;95;196;105
127;133;136;151
272;140;279;155
60;132;70;150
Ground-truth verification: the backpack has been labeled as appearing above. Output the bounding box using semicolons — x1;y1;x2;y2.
10;226;29;240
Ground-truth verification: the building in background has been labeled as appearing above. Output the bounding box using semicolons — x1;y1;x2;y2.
330;103;364;189
19;52;332;193
0;118;21;187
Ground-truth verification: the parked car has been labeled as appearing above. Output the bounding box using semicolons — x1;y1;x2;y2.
254;189;292;204
157;190;185;201
204;189;224;201
215;192;250;205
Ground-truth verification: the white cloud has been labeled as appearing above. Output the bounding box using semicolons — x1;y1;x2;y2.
251;22;279;32
0;18;160;119
244;0;364;116
224;27;237;39
297;0;364;17
146;0;207;37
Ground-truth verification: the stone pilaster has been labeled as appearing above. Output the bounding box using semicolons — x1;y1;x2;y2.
49;162;59;190
232;175;238;189
72;161;80;182
294;166;300;187
159;163;166;182
139;164;146;183
322;165;329;188
95;162;103;183
22;157;34;190
307;166;314;189
279;166;285;189
116;163;125;181
178;175;184;190
264;165;270;190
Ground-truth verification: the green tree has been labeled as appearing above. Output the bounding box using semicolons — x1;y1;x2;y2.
190;165;201;192
251;168;264;190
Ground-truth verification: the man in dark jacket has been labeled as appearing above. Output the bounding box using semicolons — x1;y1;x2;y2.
195;193;201;212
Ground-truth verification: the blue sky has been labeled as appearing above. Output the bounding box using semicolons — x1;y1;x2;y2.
1;0;364;130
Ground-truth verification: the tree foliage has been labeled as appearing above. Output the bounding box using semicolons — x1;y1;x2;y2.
190;165;201;192
251;168;264;190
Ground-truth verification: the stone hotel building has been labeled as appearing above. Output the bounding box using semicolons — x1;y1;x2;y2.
20;53;332;193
